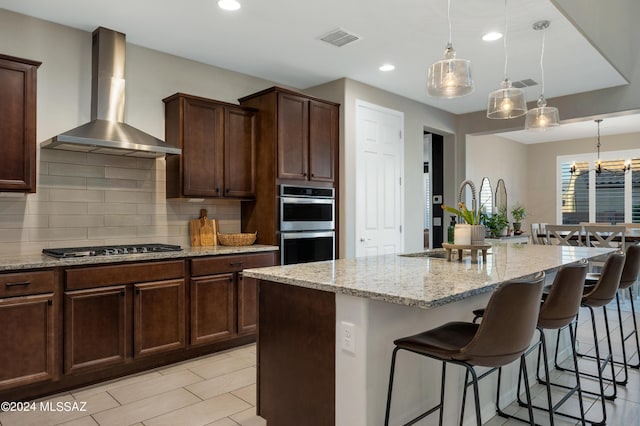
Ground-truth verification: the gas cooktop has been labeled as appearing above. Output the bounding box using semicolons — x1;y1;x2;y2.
42;244;183;258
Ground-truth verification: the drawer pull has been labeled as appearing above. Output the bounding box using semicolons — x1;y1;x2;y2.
229;262;244;267
5;281;31;287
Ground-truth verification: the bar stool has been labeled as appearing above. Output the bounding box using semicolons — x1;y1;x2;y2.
384;273;545;426
552;251;626;426
584;244;640;382
474;264;588;425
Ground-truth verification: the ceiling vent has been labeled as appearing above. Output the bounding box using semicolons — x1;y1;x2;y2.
511;78;539;88
319;28;361;47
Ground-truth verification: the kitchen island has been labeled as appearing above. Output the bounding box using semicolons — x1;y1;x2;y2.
243;243;614;426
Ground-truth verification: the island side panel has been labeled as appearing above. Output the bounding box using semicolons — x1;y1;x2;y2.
257;280;336;425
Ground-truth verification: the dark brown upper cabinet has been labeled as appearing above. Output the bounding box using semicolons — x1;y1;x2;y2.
239;87;339;245
241;87;338;185
164;93;256;199
0;54;41;193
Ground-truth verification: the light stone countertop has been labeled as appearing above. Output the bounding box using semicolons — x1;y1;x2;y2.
0;245;278;272
244;244;615;309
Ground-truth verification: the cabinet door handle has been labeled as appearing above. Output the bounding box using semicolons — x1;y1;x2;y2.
216;187;220;193
225;188;230;194
5;281;31;287
48;299;53;306
229;262;244;267
136;288;141;295
120;290;126;297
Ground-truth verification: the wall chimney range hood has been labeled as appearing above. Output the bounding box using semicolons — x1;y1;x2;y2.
41;27;181;158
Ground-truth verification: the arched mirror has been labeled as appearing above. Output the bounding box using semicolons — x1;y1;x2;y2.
479;177;493;215
495;179;507;213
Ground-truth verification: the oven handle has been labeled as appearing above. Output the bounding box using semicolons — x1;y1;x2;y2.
281;230;335;240
280;196;334;204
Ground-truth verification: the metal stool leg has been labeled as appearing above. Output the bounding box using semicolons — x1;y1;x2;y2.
385;348;448;426
623;286;640;369
384;347;400;426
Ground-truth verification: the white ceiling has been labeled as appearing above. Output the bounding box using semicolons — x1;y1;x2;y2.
0;0;632;142
499;111;640;144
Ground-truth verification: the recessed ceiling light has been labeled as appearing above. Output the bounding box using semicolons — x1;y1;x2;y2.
218;0;241;11
482;32;503;41
379;64;395;72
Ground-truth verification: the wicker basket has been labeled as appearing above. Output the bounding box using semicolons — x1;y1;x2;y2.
217;232;257;246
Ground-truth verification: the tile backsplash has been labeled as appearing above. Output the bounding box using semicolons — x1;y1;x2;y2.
0;149;241;256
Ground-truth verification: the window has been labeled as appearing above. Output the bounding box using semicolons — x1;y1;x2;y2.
595;160;625;223
558;150;639;224
561;161;589;224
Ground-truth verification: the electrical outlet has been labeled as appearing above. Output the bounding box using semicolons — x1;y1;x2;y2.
341;321;356;354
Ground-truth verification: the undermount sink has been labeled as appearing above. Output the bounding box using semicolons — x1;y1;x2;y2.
399;249;448;259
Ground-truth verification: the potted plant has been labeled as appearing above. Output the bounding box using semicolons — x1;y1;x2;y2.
441;202;485;245
483;209;510;238
511;203;527;233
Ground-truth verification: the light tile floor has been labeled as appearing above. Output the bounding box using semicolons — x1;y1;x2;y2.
0;345;265;426
1;299;638;426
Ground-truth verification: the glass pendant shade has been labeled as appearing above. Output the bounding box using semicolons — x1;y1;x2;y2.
427;44;473;98
525;95;559;131
487;78;527;119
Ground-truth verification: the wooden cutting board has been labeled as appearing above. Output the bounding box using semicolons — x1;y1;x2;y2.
190;209;218;247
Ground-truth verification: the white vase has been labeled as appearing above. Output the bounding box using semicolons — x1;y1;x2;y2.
454;224;471;245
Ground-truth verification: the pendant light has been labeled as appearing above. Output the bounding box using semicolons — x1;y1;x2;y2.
594;119;603;175
426;0;474;98
487;0;526;119
525;20;559;131
570;119;632;175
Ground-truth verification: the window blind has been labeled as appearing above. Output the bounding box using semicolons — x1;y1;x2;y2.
595;159;625;224
561;161;589;224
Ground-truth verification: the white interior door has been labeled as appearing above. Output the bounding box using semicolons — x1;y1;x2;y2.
355;100;404;258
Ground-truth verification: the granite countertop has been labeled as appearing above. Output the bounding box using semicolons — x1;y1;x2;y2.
0;245;279;272
244;244;613;309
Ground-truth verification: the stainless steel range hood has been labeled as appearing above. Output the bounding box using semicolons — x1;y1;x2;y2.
41;27;181;158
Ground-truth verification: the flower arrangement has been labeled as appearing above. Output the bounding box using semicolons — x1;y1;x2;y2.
441;202;482;225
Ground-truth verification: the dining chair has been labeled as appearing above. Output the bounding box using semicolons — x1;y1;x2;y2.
530;223;541;245
583;225;626;249
546;225;583;246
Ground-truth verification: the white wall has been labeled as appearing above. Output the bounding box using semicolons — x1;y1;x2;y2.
466;134;529;220
0;9;277;255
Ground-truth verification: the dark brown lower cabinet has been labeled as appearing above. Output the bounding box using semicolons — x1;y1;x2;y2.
1;252;275;400
237;273;257;335
134;279;186;358
64;286;129;374
0;293;56;390
190;273;234;345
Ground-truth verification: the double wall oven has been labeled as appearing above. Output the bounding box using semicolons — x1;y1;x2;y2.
279;185;335;265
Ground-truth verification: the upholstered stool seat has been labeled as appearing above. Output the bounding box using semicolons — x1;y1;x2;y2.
384;273;545;426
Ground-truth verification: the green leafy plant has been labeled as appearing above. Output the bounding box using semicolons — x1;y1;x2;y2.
441;202;482;225
483;209;509;237
511;203;527;223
